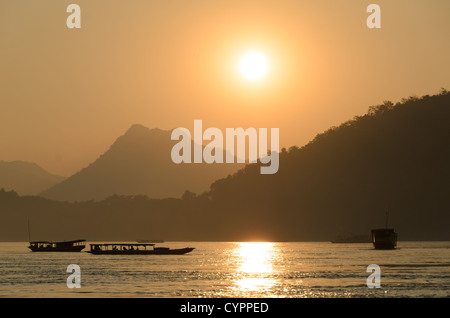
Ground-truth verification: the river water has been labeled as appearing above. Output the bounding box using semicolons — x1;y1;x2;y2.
1;241;449;298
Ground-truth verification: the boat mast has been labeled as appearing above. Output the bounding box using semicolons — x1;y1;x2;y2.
27;218;31;242
385;209;389;228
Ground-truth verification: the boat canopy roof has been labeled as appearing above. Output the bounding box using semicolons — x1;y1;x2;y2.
90;243;156;246
30;239;85;244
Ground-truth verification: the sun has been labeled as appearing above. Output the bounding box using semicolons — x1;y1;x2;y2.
239;51;268;81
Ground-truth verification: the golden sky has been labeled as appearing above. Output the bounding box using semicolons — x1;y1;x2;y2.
1;0;449;176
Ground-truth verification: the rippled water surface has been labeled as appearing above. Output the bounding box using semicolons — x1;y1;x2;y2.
1;241;449;297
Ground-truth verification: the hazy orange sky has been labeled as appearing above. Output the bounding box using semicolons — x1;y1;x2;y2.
1;0;449;177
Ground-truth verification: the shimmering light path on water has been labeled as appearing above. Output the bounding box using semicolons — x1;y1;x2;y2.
1;241;449;297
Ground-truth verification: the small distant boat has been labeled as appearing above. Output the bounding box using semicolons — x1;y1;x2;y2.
28;240;86;252
136;239;164;243
371;210;398;249
87;243;194;255
331;234;371;243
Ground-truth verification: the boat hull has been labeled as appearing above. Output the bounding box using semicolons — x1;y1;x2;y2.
28;246;85;252
372;242;396;250
87;247;195;255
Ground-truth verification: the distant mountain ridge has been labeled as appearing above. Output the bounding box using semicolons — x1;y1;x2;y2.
0;160;65;196
1;91;449;242
200;91;450;241
40;124;244;202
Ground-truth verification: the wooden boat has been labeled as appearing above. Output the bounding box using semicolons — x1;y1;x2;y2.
371;210;398;249
371;229;398;249
28;240;86;252
87;243;194;255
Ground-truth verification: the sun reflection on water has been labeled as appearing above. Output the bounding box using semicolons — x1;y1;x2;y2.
237;242;274;273
232;242;279;295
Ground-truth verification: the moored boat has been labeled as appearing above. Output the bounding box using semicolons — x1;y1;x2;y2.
28;240;86;252
87;243;194;255
371;210;398;249
371;229;398;249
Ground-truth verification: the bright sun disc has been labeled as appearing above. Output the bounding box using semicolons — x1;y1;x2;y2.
239;51;268;81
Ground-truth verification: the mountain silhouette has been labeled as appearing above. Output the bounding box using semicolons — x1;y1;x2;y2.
0;161;65;196
199;90;450;241
40;124;244;202
1;91;449;242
